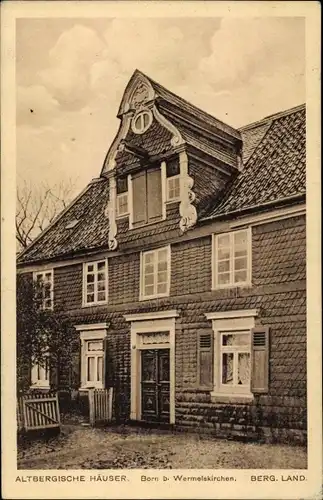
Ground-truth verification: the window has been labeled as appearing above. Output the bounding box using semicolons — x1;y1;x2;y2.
167;176;180;201
31;356;50;388
83;260;108;306
132;110;152;134
33;270;53;310
79;331;106;389
220;331;251;393
131;167;163;227
141;246;170;299
166;158;180;202
213;229;251;289
204;310;270;399
116;177;128;217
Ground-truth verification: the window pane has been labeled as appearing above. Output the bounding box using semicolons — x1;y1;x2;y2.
145;264;154;275
97;291;106;302
97;281;106;291
87;264;94;272
87;357;95;381
234;270;247;283
97;356;103;382
97;262;106;271
144;285;154;296
87;274;94;283
158;249;168;262
87;341;103;351
86;294;95;303
143;113;149;128
222;333;249;346
157;271;167;283
218;273;230;285
222;353;234;384
234;231;248;245
144;253;154;264
158;261;167;272
44;299;52;309
238;353;251;385
218;260;230;273
218;234;230;247
218;248;230;260
87;283;95;293
157;283;167;294
44;273;52;281
234;257;247;270
144;274;154;285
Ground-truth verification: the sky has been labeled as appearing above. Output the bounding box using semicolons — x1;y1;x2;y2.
16;17;305;196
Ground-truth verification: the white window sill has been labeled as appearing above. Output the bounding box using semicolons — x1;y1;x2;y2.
139;293;170;301
30;383;50;389
210;392;254;404
79;386;104;391
82;301;108;308
165;198;180;204
116;213;129;220
212;282;252;291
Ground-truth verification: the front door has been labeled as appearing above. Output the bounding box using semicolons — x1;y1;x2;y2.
141;349;170;423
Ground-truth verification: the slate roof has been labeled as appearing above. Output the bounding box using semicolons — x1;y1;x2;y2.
17;91;305;265
202;104;306;219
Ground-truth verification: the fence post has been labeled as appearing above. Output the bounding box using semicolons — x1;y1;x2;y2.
88;389;95;426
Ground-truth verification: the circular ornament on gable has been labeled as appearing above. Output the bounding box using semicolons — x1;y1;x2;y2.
131;110;153;134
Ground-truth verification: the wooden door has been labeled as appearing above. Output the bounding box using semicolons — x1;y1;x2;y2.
141;349;170;423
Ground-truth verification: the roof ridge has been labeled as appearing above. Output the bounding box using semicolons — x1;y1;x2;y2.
239;103;305;131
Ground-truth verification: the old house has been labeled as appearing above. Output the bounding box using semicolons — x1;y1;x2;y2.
17;70;306;443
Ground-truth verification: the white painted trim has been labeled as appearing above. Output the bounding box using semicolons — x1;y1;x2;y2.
127;174;133;229
129;316;176;424
139;245;171;301
124;310;179;322
152;105;184;147
205;309;258;320
131;109;153;135
161;161;167;220
230;204;306;228
211;227;252;290
82;259;108;307
79;330;107;389
75;323;110;332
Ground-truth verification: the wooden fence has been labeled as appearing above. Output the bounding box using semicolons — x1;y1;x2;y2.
88;388;113;426
17;392;60;432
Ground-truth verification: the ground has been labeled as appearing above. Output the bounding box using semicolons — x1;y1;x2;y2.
18;424;307;470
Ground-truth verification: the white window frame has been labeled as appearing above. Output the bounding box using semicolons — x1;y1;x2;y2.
33;270;54;310
131;110;153;135
140;246;171;300
82;259;108;307
205;310;257;400
166;174;180;202
116;192;129;218
31;354;50;388
78;329;107;389
212;228;252;290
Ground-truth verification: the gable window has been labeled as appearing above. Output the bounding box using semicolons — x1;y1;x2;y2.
140;246;170;299
116;177;128;217
213;229;251;289
31;355;50;388
83;260;108;306
33;270;53;310
166;158;180;202
131;166;164;227
132;110;152;134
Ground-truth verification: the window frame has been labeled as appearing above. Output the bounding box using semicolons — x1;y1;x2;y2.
116;192;129;218
218;329;251;395
33;270;54;310
31;354;50;388
80;330;106;389
140;246;171;300
212;228;252;290
82;259;108;307
131;110;153;135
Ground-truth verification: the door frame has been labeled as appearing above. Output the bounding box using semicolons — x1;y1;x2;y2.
124;310;178;424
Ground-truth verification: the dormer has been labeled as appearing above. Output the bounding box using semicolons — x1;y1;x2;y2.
101;70;242;250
